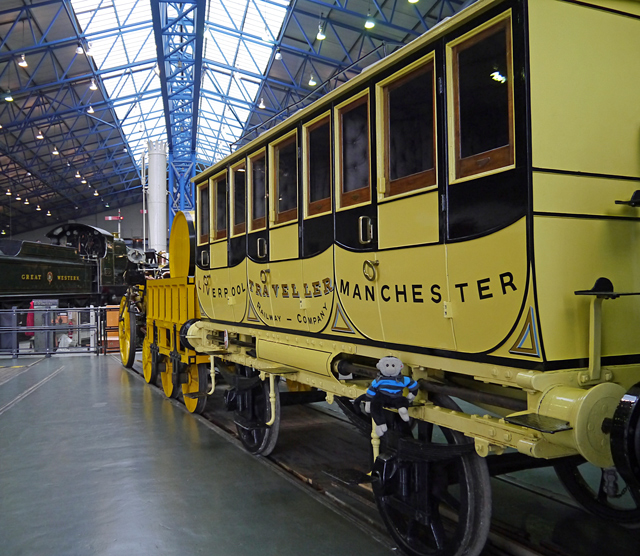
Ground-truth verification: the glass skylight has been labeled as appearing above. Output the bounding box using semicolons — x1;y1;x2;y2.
69;0;290;166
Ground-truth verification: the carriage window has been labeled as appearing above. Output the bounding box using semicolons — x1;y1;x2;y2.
198;184;209;244
272;133;298;225
305;115;331;217
233;164;246;236
338;94;370;208
384;63;436;196
451;15;513;179
250;152;266;231
213;174;227;240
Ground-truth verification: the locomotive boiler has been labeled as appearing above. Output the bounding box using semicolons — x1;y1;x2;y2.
121;1;640;554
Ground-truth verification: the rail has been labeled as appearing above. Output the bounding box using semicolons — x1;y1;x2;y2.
0;306;110;358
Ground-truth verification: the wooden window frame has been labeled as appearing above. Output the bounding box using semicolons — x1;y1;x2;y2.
231;161;247;236
382;61;436;197
212;172;227;241
451;15;514;181
336;92;371;209
270;131;298;226
303;113;332;218
248;150;267;232
197;182;210;244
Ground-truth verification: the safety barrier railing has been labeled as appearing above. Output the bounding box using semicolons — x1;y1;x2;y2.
0;306;111;358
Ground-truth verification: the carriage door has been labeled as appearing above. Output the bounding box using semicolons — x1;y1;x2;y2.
208;170;233;321
373;54;454;351
333;90;383;341
300;112;335;335
266;129;303;330
229;160;248;322
195;179;213;318
246;149;271;324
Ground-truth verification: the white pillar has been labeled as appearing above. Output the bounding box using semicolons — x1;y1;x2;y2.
147;140;167;254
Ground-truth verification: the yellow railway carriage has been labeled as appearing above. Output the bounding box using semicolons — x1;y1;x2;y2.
122;1;640;555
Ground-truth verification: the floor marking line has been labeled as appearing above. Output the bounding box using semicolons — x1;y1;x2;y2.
0;366;66;417
0;358;45;388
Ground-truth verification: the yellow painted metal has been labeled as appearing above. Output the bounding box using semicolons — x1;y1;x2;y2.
269;223;298;261
537;382;625;467
169;211;195;278
265;373;277;426
528;0;640;178
334;247;383;340
142;337;154;384
161;357;179;398
377;191;439;249
118;296;133;367
376;243;454;349
533;172;640;218
209;240;228;270
446;218;527;353
182;363;207;414
534;216;640;362
258;339;332;377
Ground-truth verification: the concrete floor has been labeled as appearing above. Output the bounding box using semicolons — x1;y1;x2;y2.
0;356;393;556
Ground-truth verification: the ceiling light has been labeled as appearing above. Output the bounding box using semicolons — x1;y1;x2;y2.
308;74;317;87
408;0;419;3
0;124;3;129
317;25;326;41
87;105;94;114
81;178;87;184
46;210;51;217
1;230;5;235
15;195;21;201
258;98;265;109
76;43;83;54
75;171;81;178
24;198;29;205
105;203;110;208
36;130;43;139
5;90;14;102
85;43;94;56
94;190;99;196
27;172;31;176
275;49;282;60
90;78;98;90
52;146;59;155
5;189;10;195
36;205;41;211
153;64;161;76
364;12;375;29
18;54;28;68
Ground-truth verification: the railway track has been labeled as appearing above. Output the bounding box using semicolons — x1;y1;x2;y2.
123;357;639;556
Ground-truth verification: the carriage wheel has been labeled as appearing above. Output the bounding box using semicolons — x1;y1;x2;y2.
182;363;209;414
161;358;181;399
554;460;640;527
235;367;280;456
118;296;136;368
373;396;492;556
141;338;156;384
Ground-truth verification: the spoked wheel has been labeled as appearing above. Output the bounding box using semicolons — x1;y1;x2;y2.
118;296;136;368
373;395;492;556
142;338;157;384
235;367;280;456
160;358;181;399
182;363;209;414
554;460;640;527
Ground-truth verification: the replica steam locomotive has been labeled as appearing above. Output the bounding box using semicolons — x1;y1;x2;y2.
119;1;640;554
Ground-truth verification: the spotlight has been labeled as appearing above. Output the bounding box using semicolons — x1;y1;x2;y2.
76;43;83;54
87;105;94;114
365;12;375;29
258;98;265;109
90;78;98;90
18;54;28;68
4;90;14;102
36;130;44;139
308;74;317;87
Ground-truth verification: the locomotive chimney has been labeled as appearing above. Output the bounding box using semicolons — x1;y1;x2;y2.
147;139;167;254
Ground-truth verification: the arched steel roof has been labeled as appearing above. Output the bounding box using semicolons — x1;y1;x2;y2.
0;0;468;236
